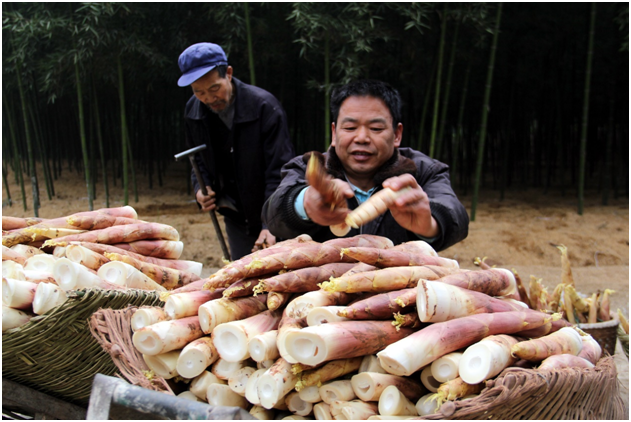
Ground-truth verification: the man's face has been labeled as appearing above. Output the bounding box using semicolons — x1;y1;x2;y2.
331;95;402;189
191;66;234;113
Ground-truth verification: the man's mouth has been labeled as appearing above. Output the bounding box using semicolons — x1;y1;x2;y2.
350;151;372;161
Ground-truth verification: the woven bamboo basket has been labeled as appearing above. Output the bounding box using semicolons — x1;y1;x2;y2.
578;312;620;356
91;306;627;420
618;326;629;358
2;288;162;406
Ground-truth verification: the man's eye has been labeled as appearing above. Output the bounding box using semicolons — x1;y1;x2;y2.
343;126;356;131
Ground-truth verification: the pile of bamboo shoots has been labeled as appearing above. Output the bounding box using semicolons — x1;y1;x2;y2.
130;234;604;420
507;244;619;325
2;207;203;332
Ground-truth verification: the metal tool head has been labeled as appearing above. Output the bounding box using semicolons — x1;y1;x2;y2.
174;144;207;161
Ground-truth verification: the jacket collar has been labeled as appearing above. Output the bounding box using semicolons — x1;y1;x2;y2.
185;77;259;123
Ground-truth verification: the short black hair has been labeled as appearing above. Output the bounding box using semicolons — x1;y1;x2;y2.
330;80;402;128
215;65;228;78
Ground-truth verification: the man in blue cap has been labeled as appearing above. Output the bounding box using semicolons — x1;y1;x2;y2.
178;42;295;259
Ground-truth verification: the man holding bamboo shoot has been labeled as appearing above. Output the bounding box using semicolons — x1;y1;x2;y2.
263;80;468;251
177;43;295;259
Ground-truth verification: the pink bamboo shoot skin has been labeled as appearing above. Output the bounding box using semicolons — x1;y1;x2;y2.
2;216;45;230
111;240;183;259
377;311;555;376
97;261;166;292
511;326;583;361
339;288;417;320
266;291;293;311
198;294;268;334
132;316;204;355
436;268;519;298
65;214;144;230
351;372;426;402
176;336;219;379
42;222;180;248
32;282;67;315
537;354;594;370
253;262;358;295
131;307;169;332
104;252;200;289
285;289;358;319
71;241;200;274
257;358;300;409
341;246;458;269
513;316;571;339
212;309;282;362
284;319;415;367
416;279;530;323
65;244;110;270
164;289;224;320
223;276;265;299
321;265;462;294
2;278;37;310
2;246;26;265
2;305;33;331
577;334;602;365
458;335;520;384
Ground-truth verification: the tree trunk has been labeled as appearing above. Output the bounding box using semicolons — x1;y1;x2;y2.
117;56;129;205
471;3;503;221
324;29;331;150
3;91;27;211
244;3;256;86
437;17;460;161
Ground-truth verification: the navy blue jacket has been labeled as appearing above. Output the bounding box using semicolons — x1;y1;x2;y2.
262;147;469;251
184;77;295;235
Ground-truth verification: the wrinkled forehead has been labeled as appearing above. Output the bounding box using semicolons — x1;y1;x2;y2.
337;95;394;126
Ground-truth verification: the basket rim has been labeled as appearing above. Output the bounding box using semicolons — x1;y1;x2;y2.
578;311;619;330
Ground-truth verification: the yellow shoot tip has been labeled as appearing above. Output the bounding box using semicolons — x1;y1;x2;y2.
318;280;335;292
392;312;405;331
291;364;304;375
246;259;264;270
294;379;305;391
202;282;212;290
550;312;563;321
158;291;170;302
142;370;155;380
252;281;266;296
394;297;407;308
221;257;231;266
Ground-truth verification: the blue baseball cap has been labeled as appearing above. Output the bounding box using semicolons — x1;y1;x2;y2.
177;43;228;87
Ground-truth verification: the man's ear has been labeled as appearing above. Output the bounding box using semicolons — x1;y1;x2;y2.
226;66;233;80
393;123;403;148
331;122;337;147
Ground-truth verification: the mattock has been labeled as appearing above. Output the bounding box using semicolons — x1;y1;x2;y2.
175;144;231;261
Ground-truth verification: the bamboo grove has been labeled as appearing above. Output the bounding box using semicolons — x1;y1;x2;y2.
2;3;628;218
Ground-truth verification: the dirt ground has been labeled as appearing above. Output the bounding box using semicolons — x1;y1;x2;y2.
2;162;629;409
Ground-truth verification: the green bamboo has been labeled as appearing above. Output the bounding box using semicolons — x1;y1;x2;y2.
3;91;27;210
15;61;40;217
451;62;471;189
324;30;331;150
3;165;12;206
75;59;93;210
93;82;109;207
578;3;596;215
244;3;256;86
28;104;53;200
417;60;437;152
436;19;460;161
471;3;503;221
117;56;129;205
126;132;138;203
428;5;448;158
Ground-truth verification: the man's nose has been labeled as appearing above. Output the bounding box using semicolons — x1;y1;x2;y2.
355;126;370;142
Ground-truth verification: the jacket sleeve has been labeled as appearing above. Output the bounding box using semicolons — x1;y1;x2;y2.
262;156;331;240
416;159;469;251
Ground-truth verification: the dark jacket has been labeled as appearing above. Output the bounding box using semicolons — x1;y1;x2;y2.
184;77;295;234
262;147;469;251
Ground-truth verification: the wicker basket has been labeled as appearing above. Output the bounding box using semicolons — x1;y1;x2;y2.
89;306;173;394
91;306;627;420
2;288;162;406
578;313;620;356
618;326;629;358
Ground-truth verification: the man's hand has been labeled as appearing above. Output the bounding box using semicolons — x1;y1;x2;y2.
196;186;217;212
252;229;276;252
303;180;354;227
382;174;439;238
